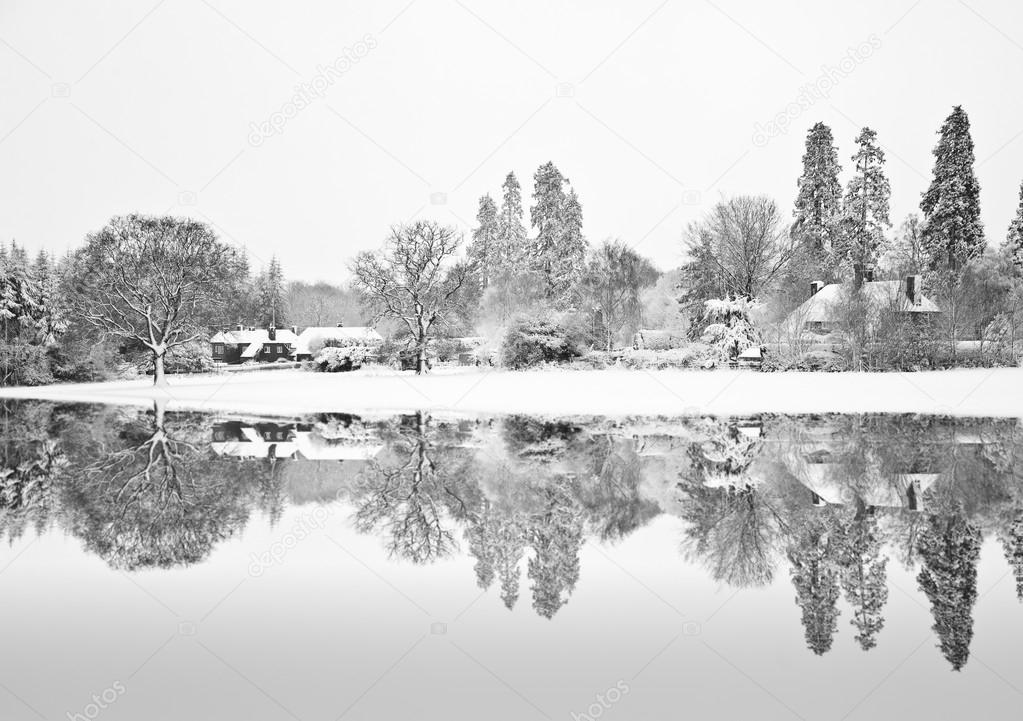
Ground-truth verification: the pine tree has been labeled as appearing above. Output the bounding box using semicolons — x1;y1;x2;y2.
530;162;586;299
1005;180;1023;274
257;256;287;328
558;188;586;291
468;194;500;288
792;122;843;277
916;512;981;670
31;250;66;345
838;128;891;272
788;521;842;655
496;172;528;270
839;517;889;650
920;106;985;271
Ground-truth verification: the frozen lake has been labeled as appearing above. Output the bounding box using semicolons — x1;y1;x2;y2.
1;401;1022;719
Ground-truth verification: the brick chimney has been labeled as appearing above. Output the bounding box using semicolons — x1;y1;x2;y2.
809;281;824;297
905;274;922;306
268;326;276;341
291;325;298;336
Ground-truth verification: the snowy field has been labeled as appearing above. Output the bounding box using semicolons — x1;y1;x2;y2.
1;367;1021;418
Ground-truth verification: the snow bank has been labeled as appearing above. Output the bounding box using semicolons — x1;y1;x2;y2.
1;367;1021;419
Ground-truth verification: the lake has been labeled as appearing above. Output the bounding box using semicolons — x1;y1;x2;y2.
1;400;1021;720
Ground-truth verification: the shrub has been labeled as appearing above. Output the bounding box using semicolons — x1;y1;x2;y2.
312;345;368;372
500;318;585;369
0;344;53;386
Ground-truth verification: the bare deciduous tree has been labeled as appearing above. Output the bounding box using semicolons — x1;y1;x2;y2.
69;214;242;385
681;195;799;302
351;221;472;374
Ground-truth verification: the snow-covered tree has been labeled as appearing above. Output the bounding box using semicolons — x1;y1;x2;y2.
351;221;473;374
469;194;500;288
792;122;843;277
69;214;243;385
31;250;67;346
257;255;287;328
496;172;528;269
530;162;586;299
1005;180;1023;274
838;127;891;271
700;297;761;361
920;106;985;271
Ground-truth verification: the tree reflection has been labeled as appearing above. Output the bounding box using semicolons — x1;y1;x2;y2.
2;401;1023;661
59;401;252;570
351;412;467;564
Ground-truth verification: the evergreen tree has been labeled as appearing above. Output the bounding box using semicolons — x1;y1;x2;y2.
916;511;981;670
31;250;66;345
839;517;889;651
257;256;287;328
792;122;843;278
468;194;500;288
920;106;985;271
529;162;587;299
496;172;528;269
558;188;586;291
838;127;891;271
788;520;842;655
1005;180;1023;274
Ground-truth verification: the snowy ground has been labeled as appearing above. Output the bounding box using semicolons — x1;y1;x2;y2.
0;366;1021;418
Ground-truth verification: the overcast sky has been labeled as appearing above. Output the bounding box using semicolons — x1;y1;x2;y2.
2;0;1022;281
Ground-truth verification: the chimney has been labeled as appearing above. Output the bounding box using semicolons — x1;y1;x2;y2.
905;274;922;306
809;281;824;297
336;320;345;327
236;323;244;332
268;326;276;341
291;325;298;336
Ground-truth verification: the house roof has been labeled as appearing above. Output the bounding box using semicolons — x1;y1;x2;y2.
210;328;300;345
789;280;940;325
295;326;383;355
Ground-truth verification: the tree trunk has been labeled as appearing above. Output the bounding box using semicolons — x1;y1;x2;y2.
153;349;167;386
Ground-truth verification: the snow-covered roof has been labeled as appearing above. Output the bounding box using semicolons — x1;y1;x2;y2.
210;328;300;345
788;280;940;325
295;326;383;355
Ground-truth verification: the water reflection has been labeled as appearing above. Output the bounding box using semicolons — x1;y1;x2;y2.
1;401;1020;671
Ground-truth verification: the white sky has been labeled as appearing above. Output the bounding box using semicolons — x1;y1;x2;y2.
1;0;1022;281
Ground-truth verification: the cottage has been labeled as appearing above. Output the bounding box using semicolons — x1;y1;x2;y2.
210;325;300;364
786;270;940;336
293;325;384;360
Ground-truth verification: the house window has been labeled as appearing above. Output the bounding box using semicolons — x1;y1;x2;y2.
213;343;224;354
276;344;284;353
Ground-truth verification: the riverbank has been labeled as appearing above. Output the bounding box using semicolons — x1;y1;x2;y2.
0;367;1021;418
